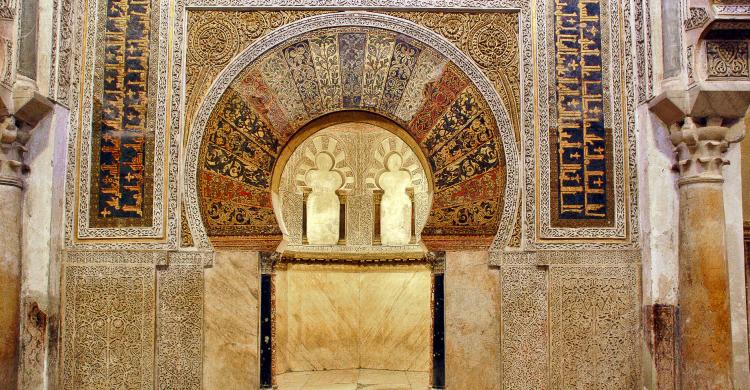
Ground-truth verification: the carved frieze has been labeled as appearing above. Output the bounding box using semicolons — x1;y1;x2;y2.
706;40;750;78
685;7;710;31
501;267;547;389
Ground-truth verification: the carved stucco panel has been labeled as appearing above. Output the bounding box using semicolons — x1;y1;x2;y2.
156;264;204;390
61;264;155;390
501;266;548;390
549;265;641;388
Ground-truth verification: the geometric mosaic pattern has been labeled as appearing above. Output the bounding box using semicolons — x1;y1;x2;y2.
197;27;507;241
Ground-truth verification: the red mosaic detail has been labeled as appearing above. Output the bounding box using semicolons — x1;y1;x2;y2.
199;170;273;209
408;65;468;142
431;168;503;210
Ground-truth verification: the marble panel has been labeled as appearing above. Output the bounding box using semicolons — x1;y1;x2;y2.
304;384;357;390
282;264;360;371
276;370;311;390
203;251;259;390
358;369;409;385
305;369;359;385
277;263;431;373
444;251;501;390
406;371;430;388
359;265;431;371
274;266;290;374
275;369;427;389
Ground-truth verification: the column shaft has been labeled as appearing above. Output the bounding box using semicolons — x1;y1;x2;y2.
678;179;734;388
0;184;21;389
670;117;741;389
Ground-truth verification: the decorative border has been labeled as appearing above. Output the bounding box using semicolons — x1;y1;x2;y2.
490;249;642;266
636;0;653;103
183;12;522;251
715;5;750;15
62;249;213;266
62;0;178;248
185;0;521;8
63;250;168;264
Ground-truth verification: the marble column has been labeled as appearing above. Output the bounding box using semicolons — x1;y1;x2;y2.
0;116;26;389
671;117;736;389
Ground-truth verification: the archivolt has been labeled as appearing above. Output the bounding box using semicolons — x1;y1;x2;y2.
183;12;520;250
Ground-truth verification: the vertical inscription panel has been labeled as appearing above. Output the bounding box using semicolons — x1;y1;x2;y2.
71;0;169;241
549;265;640;389
551;0;613;227
61;265;155;390
156;265;204;390
90;0;157;227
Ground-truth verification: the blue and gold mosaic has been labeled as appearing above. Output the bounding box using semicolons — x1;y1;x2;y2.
553;0;612;224
90;0;155;227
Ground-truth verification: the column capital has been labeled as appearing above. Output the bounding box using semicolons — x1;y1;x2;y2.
0;115;28;188
670;116;744;184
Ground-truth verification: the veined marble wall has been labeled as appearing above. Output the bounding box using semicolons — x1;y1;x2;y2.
204;251;259;390
274;263;431;373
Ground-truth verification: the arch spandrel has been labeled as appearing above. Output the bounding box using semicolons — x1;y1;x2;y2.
185;12;520;251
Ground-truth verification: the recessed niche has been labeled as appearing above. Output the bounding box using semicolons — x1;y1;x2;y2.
273;115;431;258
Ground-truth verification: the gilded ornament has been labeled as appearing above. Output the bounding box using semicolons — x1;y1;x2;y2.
469;20;515;68
188;18;240;66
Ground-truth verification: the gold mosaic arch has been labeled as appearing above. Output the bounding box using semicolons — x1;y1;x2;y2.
185;12;520;251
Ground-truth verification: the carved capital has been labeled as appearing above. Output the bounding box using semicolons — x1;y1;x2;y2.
0;115;28;188
259;251;280;275
670;117;743;184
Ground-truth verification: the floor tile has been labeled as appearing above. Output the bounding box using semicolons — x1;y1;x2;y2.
302;384;357;390
358;369;409;385
305;369;359;385
406;371;429;388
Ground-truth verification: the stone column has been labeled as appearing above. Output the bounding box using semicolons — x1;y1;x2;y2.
671;117;737;389
0;116;26;389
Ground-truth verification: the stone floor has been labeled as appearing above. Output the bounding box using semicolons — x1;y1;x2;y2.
275;369;431;389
